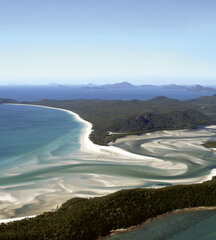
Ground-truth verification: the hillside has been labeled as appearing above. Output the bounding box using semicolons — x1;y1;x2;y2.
1;95;216;145
187;94;216;118
187;94;216;105
1;177;216;240
30;96;216;145
0;95;216;239
107;110;212;133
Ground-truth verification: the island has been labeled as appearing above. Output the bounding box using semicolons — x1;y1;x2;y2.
0;94;216;239
203;141;216;148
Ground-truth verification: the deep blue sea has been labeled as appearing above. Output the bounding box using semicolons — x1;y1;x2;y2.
0;85;215;101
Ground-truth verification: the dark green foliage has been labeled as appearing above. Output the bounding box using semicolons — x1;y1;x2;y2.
1;178;216;240
0;96;216;239
107;110;212;133
203;141;216;148
187;94;216;117
23;95;216;145
2;95;216;145
188;94;216;105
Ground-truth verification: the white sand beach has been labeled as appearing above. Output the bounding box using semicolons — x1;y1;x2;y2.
0;215;36;224
0;103;216;223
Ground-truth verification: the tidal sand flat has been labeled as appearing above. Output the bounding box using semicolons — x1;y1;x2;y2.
0;104;216;220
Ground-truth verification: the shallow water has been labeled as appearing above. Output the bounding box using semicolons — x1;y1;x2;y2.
0;104;216;219
107;210;216;240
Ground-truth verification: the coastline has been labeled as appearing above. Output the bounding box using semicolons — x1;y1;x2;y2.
0;215;36;224
101;206;216;239
5;103;188;168
1;103;216;225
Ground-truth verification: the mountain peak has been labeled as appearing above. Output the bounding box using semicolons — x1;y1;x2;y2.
101;81;135;89
187;85;216;92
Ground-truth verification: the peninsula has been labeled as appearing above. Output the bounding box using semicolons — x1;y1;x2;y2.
0;95;216;239
21;94;216;145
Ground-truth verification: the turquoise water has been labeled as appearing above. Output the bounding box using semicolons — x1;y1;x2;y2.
0;104;216;221
0;105;82;172
0;105;82;168
108;210;216;240
0;104;85;218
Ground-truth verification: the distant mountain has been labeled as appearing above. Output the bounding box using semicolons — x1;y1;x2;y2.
162;84;187;90
0;98;17;104
48;82;67;87
138;84;158;88
187;85;216;92
46;83;215;93
101;81;135;89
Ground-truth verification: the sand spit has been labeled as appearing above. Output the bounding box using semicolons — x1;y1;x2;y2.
0;103;216;223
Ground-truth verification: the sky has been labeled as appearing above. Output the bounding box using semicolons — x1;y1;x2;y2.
0;0;216;85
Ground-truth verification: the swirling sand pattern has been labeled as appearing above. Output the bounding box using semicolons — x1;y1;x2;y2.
0;104;216;219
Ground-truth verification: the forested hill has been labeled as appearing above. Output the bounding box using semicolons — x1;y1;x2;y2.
1;95;216;145
108;109;212;133
32;95;216;145
0;95;216;239
188;94;216;105
187;94;216;118
1;177;216;240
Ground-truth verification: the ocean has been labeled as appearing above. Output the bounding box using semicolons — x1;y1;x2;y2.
107;210;216;240
0;104;83;218
0;85;214;101
0;104;216;238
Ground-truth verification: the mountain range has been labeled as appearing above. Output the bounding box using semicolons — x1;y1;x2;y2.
79;81;216;92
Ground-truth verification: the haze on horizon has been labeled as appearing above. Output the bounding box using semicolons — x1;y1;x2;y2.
0;0;215;86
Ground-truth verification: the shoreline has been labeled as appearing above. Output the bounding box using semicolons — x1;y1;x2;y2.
1;103;216;224
0;215;36;224
5;103;188;167
101;206;216;239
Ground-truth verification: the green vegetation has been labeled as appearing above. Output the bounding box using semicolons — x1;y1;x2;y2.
24;95;216;145
188;94;216;118
107;109;211;132
0;95;215;239
203;141;216;148
1;95;215;145
1;178;216;240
